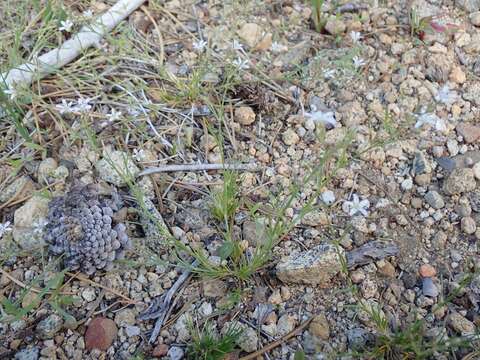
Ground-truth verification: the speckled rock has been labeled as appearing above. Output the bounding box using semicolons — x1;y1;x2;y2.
309;313;330;340
443;169;476;195
95;150;139;186
14;346;39;360
276;244;345;287
448;312;476;336
36;314;63;339
12;196;49;250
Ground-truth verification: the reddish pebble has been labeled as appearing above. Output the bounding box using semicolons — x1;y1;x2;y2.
152;344;168;357
85;317;117;351
419;264;436;278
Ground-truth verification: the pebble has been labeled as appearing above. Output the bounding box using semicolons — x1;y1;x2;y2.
125;325;140;337
461;216;476;234
401;178;413;191
419;264;436;278
167;346;185;360
238;23;263;47
85;317;118;351
235;106;256;125
448;312;476;336
95;150;139;186
81;287;96;302
36;314;63;339
37;158;58;184
198;302;213;317
422;277;439;297
277;314;296;336
470;11;480;26
443;168;476;195
14;347;39;360
309;313;330;340
321;190;336;205
152;344;168;357
12;196;49;250
424;191;445;209
276;244;345;287
114;308;136;327
456;123;480;144
282;128;300;145
473;162;480;180
324;16;346;35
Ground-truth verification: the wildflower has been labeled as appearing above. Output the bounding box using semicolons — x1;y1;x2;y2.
82;9;94;18
304;109;337;128
106;108;122;122
74;97;93;113
232;39;244;51
350;31;362;43
322;68;336;79
342;194;370;217
59;19;74;32
232;57;249;70
132;148;146;162
352;56;366;69
55;99;76;114
0;221;12;238
434;84;458;105
192;39;207;52
414;107;446;132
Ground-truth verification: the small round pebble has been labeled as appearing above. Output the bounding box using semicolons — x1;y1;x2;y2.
419;264;436;278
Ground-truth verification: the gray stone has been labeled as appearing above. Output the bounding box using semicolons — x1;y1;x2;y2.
167;346;184;360
422;277;439;297
411;151;431;176
347;328;373;350
472;11;480;26
276;314;296;336
125;325;141;337
461;217;476;234
443;168;476;195
95;150;139;186
14;347;39;360
324;16;346;35
12;196;49;250
276;244;345;287
424;191;445;209
37;158;58;184
0;176;35;203
448;312;476;336
36;314;63;339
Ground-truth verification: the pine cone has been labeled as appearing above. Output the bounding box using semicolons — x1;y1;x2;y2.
44;184;131;275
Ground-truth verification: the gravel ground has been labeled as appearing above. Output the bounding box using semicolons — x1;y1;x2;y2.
2;0;480;359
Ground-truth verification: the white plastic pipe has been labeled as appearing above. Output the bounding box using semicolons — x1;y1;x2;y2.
1;0;147;88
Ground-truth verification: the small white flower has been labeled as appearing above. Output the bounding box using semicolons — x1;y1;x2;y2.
434;84;458;105
232;39;244;51
0;221;12;238
352;56;366;69
59;19;74;32
55;99;75;114
132;148;146;162
107;108;122;122
304;110;337;128
82;9;94;18
232;57;249;70
414;108;446;132
342;194;370;217
74;97;93;113
3;88;17;100
322;68;336;79
350;31;362;43
192;39;207;52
